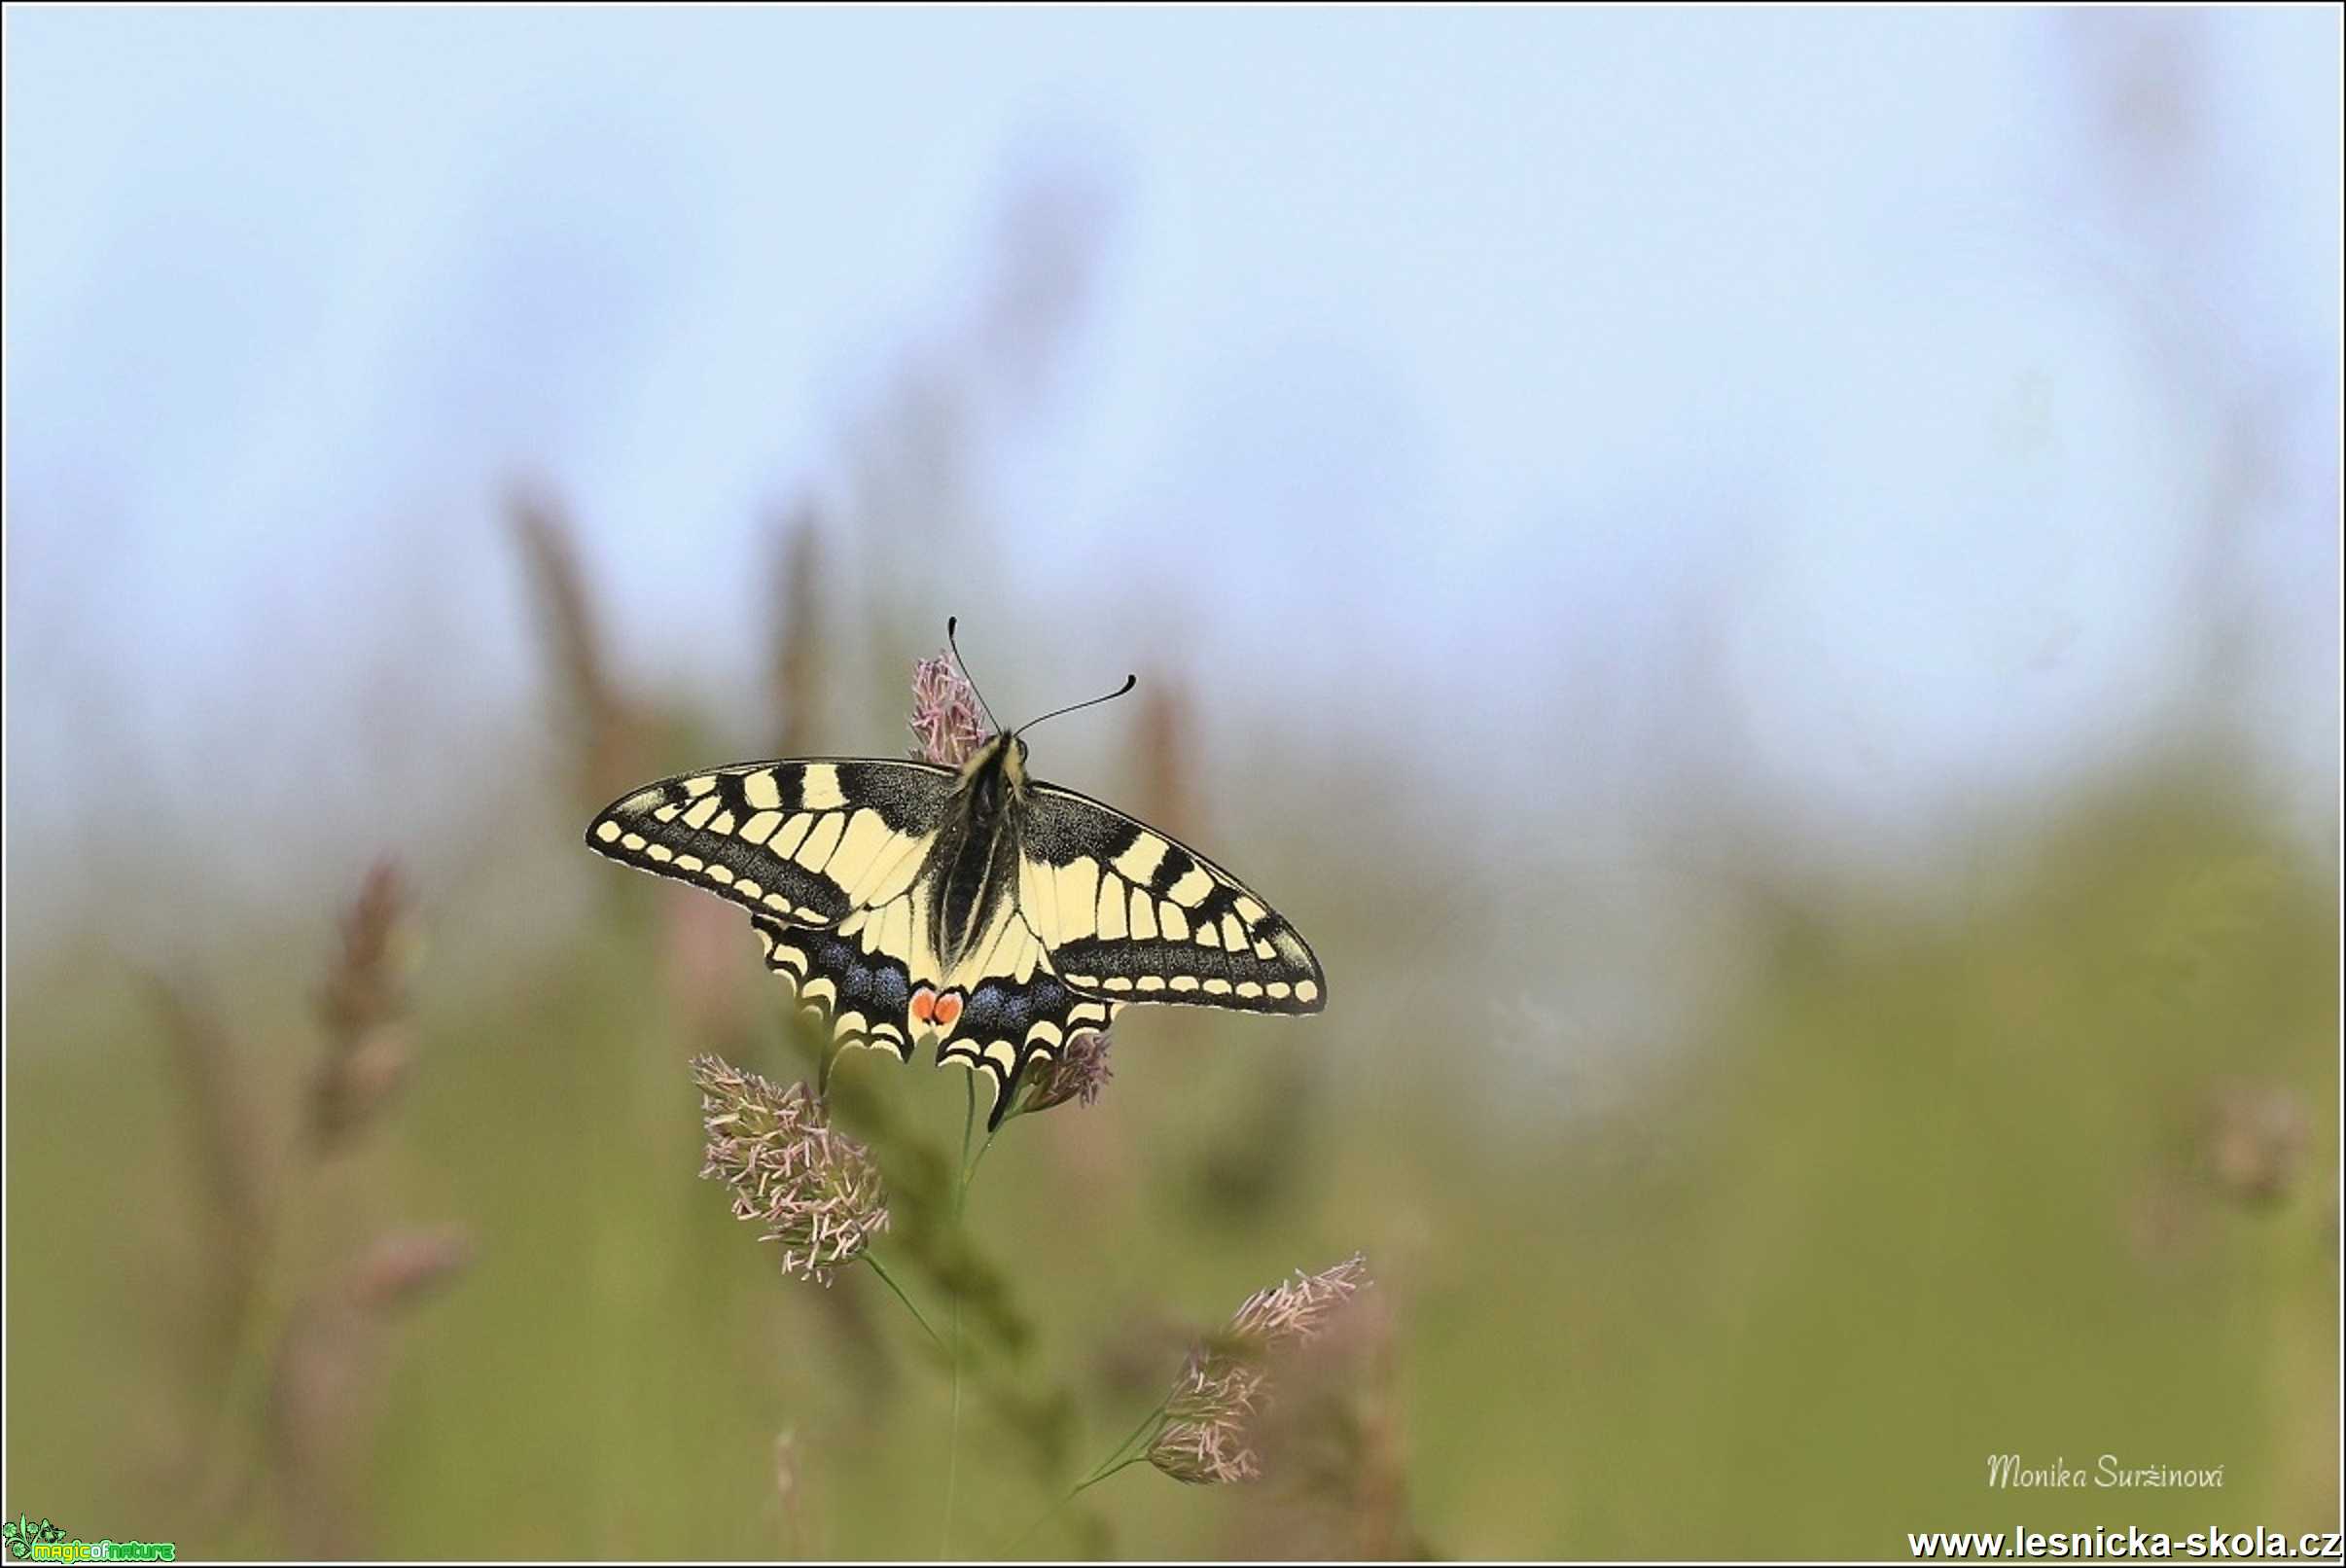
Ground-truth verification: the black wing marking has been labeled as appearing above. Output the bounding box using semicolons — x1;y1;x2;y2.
766;899;1118;1127
931;928;1121;1128
586;759;951;927
753;915;919;1063
1016;782;1327;1016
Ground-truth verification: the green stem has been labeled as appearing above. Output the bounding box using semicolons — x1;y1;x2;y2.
1009;1392;1174;1550
1078;1454;1153;1493
1013;1453;1155;1550
964;1124;1001;1186
1088;1394;1174;1483
940;1071;976;1556
862;1255;943;1352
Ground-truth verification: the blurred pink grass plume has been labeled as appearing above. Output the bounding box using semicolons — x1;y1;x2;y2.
1150;1252;1373;1485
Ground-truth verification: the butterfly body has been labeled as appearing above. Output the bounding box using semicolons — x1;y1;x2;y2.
586;731;1325;1124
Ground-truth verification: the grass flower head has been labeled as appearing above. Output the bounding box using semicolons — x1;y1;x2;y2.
1021;1029;1114;1114
909;652;990;767
693;1055;890;1284
1147;1252;1371;1485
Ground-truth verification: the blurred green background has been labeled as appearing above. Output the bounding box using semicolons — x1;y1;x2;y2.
5;8;2338;1560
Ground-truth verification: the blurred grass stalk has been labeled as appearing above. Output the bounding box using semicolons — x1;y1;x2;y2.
167;859;472;1556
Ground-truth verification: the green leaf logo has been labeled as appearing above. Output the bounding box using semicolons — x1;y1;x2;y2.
2;1515;68;1559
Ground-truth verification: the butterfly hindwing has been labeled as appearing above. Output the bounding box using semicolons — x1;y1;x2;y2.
1016;783;1326;1014
586;759;951;928
936;955;1121;1119
929;910;1120;1122
752;915;918;1062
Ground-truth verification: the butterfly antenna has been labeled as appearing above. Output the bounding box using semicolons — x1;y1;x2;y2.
1015;673;1139;739
944;616;1003;737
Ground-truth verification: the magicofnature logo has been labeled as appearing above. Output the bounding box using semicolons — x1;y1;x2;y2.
2;1515;175;1562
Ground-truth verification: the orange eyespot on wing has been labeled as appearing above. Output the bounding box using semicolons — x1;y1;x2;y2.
907;985;966;1035
906;985;961;1032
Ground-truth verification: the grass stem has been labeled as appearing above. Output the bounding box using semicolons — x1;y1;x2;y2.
863;1255;944;1352
940;1071;976;1556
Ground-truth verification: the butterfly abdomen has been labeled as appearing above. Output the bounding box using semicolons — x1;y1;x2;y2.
929;827;1017;969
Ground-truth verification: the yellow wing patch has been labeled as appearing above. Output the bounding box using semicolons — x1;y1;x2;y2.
586;760;950;931
1018;791;1327;1016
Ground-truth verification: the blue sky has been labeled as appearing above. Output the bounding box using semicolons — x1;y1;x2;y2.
5;8;2339;902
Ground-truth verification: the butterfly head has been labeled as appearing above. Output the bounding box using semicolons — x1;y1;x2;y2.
960;730;1032;821
941;619;1133;821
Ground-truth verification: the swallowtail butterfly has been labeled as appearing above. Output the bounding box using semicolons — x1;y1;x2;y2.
585;636;1326;1126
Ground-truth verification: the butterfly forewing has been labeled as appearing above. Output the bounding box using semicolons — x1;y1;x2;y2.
586;759;951;928
1016;784;1326;1014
